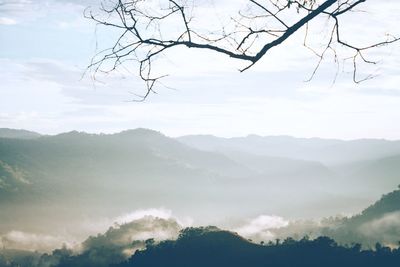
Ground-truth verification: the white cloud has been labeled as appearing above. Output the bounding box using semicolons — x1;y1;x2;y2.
115;208;172;225
0;231;74;252
114;208;193;229
234;215;289;242
0;17;17;25
358;211;400;246
0;208;190;252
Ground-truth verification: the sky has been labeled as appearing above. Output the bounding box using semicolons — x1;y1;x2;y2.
1;0;400;139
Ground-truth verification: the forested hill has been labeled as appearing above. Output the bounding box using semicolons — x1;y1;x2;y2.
311;187;400;247
2;188;400;267
115;227;400;267
353;187;400;222
342;186;400;230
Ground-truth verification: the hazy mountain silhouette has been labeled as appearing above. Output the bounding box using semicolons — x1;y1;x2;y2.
178;133;400;196
177;134;400;164
0;128;351;235
0;129;41;139
0;128;259;235
335;155;400;193
1;128;400;243
213;150;335;180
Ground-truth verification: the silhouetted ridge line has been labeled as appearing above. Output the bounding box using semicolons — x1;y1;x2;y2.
113;227;400;267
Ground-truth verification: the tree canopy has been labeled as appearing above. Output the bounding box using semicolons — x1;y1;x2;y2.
117;227;400;267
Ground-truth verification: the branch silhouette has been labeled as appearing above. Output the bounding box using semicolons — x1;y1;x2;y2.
86;0;399;100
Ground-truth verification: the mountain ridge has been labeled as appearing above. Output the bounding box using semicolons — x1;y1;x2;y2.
0;129;41;139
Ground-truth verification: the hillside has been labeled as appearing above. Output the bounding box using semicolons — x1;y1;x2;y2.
0;128;347;234
336;155;400;193
0;129;261;235
177;134;400;164
1;128;400;244
1;189;400;266
348;187;400;225
322;187;400;246
115;227;400;267
0;129;41;139
178;133;400;199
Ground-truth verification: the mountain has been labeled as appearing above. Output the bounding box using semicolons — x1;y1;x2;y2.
347;187;400;225
335;155;400;193
214;150;334;178
177;135;400;165
176;135;338;188
1;128;296;237
0;128;254;214
0;159;31;193
320;187;399;246
0;128;346;231
2;128;400;245
115;227;400;267
224;189;400;248
0;128;41;139
320;187;400;247
177;134;400;205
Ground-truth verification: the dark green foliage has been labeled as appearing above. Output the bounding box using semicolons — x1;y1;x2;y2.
3;227;399;267
355;189;400;222
117;228;400;267
321;187;400;246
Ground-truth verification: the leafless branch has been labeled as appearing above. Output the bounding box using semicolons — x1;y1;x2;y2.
86;0;399;100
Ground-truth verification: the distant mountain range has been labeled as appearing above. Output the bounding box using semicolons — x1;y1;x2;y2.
178;133;400;198
178;134;400;165
0;128;399;239
0;128;41;139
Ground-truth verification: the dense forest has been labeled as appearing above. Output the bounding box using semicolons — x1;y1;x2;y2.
2;227;399;267
118;228;400;267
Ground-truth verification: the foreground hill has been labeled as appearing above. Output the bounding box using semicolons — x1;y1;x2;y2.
3;226;400;267
116;227;400;267
1;188;400;267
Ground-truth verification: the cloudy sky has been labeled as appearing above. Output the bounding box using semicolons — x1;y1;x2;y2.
1;0;400;139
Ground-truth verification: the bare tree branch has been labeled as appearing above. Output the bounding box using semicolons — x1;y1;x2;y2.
86;0;399;100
